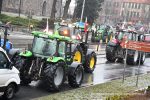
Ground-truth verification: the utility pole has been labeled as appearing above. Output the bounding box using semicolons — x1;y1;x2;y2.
18;0;22;17
80;0;86;22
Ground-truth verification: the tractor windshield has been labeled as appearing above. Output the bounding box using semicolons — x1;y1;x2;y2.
32;37;57;56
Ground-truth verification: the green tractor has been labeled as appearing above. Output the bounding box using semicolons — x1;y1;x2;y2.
15;31;84;91
53;21;97;73
15;25;97;91
91;25;114;43
91;24;101;42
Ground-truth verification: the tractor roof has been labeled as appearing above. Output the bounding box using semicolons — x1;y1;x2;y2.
75;22;85;29
31;31;77;43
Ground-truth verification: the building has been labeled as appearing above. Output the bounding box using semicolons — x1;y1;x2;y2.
98;0;122;24
121;0;150;24
99;0;150;25
2;0;63;18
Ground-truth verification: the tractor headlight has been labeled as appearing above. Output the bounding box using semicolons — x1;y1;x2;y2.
68;24;73;28
72;35;76;39
59;29;70;37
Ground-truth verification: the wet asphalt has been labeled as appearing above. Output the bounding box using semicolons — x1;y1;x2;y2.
0;33;150;100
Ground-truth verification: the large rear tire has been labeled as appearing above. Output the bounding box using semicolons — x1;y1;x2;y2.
68;65;84;88
126;50;138;65
106;45;116;62
44;61;65;91
84;52;97;73
14;57;32;85
140;52;146;64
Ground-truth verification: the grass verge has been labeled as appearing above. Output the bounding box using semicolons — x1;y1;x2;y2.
34;73;150;100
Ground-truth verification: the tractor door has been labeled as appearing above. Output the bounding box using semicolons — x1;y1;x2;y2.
65;42;72;65
58;41;72;65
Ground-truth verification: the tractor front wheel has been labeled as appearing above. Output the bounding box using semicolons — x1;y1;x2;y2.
44;61;65;91
126;50;139;65
106;46;116;62
84;52;97;73
68;65;84;88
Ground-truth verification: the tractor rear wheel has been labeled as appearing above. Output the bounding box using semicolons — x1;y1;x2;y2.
140;52;146;64
84;52;97;73
126;50;139;65
68;65;84;88
106;46;116;62
12;55;32;85
44;61;65;91
73;46;83;63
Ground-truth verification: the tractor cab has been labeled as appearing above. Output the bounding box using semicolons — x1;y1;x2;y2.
31;31;76;64
55;23;82;41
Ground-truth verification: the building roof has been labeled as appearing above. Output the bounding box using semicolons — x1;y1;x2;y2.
122;0;150;4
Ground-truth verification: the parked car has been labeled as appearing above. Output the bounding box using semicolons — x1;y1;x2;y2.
0;47;20;99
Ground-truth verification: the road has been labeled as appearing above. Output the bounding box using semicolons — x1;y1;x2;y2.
0;33;150;100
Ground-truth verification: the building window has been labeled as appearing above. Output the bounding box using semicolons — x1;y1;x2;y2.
129;3;131;8
137;12;139;17
133;12;136;17
132;3;134;9
138;4;141;9
131;12;133;17
123;3;125;8
135;3;137;9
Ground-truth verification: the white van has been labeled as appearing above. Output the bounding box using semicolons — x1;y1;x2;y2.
0;47;20;99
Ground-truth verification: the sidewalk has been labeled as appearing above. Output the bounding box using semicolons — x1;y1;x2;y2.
34;73;150;100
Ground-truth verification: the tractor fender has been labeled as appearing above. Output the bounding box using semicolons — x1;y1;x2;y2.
68;62;83;74
19;50;32;57
47;57;65;63
86;49;95;55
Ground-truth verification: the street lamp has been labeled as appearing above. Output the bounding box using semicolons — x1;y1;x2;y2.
80;0;86;22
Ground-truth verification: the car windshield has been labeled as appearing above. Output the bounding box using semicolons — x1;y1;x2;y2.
32;37;57;56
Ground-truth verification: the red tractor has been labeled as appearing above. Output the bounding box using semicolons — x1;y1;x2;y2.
106;29;146;65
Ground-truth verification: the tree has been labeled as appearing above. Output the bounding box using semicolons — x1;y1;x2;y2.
51;0;57;19
63;0;71;19
74;0;104;23
0;0;3;14
50;0;57;29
